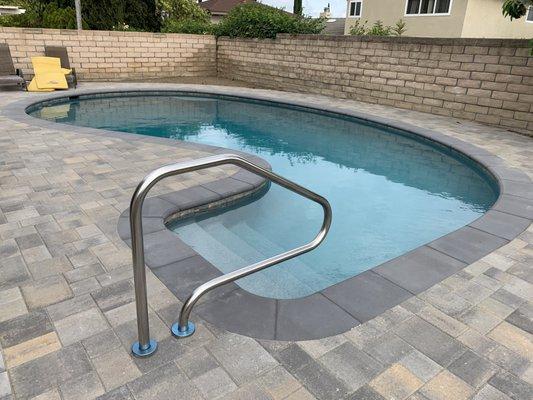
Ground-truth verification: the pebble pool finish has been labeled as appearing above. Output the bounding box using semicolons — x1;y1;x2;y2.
29;94;498;299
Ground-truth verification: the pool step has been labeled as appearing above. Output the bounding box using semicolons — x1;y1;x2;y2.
175;221;296;297
230;221;332;293
199;219;315;297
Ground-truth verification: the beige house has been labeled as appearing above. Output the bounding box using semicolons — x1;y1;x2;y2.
344;0;533;38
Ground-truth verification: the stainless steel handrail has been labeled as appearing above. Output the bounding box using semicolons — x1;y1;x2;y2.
129;154;332;357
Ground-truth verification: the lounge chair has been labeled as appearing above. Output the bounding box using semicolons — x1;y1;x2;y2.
45;46;77;88
0;43;26;90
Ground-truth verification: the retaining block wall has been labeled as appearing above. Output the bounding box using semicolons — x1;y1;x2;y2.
0;27;216;80
217;35;533;135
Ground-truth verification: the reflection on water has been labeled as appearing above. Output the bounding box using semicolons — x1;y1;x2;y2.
30;95;498;299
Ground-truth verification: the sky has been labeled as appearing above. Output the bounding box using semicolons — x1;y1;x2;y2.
261;0;347;18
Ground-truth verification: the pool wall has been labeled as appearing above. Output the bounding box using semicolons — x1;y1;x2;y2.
6;86;532;341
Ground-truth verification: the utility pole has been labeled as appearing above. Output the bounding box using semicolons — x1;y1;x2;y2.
75;0;82;30
293;0;302;15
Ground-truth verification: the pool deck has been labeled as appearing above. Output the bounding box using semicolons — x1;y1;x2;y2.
0;82;531;400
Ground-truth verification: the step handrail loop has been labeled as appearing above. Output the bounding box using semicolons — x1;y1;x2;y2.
129;154;332;357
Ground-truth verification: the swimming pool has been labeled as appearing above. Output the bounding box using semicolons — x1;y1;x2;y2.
29;93;499;299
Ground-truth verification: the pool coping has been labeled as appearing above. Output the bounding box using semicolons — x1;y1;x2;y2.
3;85;532;341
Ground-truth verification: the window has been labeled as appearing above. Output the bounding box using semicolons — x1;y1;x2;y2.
349;1;362;17
527;6;533;22
405;0;451;15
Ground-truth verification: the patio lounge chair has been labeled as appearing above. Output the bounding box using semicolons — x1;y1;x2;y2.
45;46;77;88
0;43;26;90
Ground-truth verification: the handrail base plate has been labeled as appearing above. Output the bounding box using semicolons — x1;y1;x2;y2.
131;339;158;357
171;321;195;338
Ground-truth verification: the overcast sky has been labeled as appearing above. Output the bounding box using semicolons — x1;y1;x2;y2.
261;0;346;18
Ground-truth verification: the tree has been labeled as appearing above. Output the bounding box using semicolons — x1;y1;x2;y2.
293;0;302;15
74;0;81;30
81;0;160;31
0;0;160;31
502;0;533;19
157;0;209;23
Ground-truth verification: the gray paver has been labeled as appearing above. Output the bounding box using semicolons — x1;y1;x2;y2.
348;385;386;400
192;367;237;399
429;227;508;264
488;372;532;400
448;350;498;388
92;347;142;391
59;371;105;400
207;334;278;385
127;363;202;400
95;386;134;400
9;343;92;399
54;308;109;346
394;316;467;367
322;271;411;322
0;310;53;348
176;347;219;379
374;246;466;294
319;342;383;392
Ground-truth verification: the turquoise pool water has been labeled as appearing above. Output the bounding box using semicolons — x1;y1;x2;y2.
29;94;498;299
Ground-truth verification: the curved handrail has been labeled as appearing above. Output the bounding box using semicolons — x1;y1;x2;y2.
129;154;332;357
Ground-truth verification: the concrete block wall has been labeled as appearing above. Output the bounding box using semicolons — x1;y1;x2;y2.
0;27;216;80
217;35;533;135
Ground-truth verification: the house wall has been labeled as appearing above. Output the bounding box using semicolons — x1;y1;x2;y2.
218;35;533;135
343;0;533;38
461;0;533;38
0;27;216;80
344;0;469;37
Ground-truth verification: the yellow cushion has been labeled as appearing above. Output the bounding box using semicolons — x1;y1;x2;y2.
27;78;54;92
32;56;63;75
61;68;72;75
34;72;68;90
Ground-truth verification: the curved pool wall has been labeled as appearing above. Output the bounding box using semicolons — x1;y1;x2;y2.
12;86;531;340
28;92;499;300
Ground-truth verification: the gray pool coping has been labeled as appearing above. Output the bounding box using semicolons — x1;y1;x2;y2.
4;86;532;341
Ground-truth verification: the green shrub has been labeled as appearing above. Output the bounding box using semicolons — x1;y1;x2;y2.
392;19;406;36
348;20;367;36
349;19;406;37
162;18;213;34
213;3;325;39
367;20;392;36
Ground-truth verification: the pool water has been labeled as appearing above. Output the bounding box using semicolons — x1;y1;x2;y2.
29;94;499;299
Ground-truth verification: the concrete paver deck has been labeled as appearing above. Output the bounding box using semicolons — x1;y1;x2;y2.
0;82;531;400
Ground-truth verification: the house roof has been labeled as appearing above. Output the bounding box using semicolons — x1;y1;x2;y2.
322;18;346;35
199;0;256;15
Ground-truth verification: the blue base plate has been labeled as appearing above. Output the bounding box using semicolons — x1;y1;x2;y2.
171;321;195;338
131;339;158;357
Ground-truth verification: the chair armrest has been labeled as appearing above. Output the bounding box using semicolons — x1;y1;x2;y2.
15;68;24;78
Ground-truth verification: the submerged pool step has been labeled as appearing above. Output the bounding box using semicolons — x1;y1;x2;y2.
199;220;315;297
230;221;332;293
175;221;303;297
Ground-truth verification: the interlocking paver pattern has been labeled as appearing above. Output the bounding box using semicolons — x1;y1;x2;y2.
0;82;531;399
